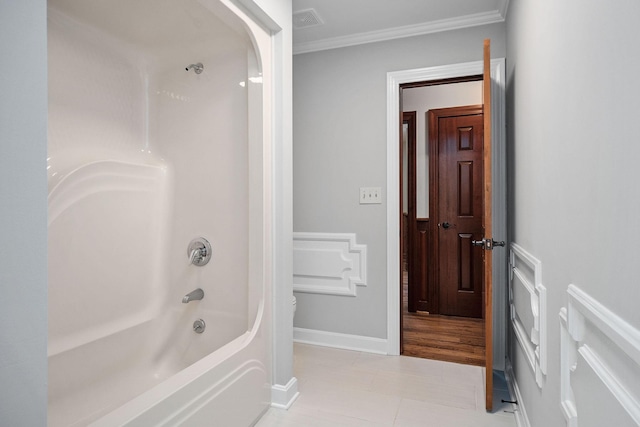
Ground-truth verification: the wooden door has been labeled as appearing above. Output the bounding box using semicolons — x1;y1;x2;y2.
482;38;494;412
429;107;484;318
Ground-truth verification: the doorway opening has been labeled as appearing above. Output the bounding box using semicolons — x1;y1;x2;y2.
400;76;486;366
387;55;507;412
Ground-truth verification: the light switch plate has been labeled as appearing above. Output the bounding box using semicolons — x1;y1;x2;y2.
360;187;382;204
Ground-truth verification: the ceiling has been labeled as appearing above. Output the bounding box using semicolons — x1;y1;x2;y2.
292;0;510;54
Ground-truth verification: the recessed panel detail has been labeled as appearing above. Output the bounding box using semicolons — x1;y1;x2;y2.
458;233;473;291
458;126;474;150
458;161;473;217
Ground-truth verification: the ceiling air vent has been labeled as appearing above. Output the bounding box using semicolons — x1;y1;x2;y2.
293;8;324;29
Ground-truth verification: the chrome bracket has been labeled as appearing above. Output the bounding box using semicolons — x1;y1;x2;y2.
472;238;506;250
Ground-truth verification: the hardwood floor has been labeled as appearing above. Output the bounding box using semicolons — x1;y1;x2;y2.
402;271;485;366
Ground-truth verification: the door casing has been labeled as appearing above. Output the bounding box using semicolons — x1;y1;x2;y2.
386;59;507;371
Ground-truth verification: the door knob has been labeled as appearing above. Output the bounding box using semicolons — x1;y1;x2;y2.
440;222;451;229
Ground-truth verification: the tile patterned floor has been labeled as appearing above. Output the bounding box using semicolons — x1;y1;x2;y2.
256;343;517;426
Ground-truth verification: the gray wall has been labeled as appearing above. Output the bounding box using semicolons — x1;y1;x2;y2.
0;0;48;425
293;23;506;339
506;0;640;425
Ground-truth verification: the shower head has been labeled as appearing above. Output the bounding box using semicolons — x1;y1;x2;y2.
186;63;203;74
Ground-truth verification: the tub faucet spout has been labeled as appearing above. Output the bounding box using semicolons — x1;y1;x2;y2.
182;288;204;303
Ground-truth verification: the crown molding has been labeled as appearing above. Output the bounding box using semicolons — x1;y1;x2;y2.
500;0;511;20
293;9;505;55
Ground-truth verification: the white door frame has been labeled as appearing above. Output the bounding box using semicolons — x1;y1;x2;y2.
386;59;507;369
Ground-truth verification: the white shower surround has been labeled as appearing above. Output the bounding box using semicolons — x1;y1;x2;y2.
47;0;274;425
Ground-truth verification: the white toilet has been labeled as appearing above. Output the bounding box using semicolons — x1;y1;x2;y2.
292;295;297;320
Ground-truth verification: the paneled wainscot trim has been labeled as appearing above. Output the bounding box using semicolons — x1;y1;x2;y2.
560;285;640;427
509;243;547;388
293;232;367;297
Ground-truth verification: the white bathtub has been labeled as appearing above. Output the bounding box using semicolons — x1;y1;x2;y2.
47;0;273;425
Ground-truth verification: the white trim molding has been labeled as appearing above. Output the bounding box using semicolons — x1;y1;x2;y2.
293;10;504;55
509;243;547;388
560;284;640;426
559;308;577;427
293;327;388;355
386;58;507;358
499;0;511;20
271;377;300;410
293;232;367;297
505;358;532;427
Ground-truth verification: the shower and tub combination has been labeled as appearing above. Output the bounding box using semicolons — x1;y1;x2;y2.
47;0;273;425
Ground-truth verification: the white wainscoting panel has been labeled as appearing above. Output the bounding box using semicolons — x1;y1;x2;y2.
293;232;367;297
509;243;547;388
560;285;640;427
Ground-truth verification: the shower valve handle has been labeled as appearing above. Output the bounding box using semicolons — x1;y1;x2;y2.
187;237;212;266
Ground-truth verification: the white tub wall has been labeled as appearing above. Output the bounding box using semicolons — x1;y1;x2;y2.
242;40;267;334
47;1;269;425
89;1;277;424
47;7;176;424
48;163;172;355
47;7;158;188
47;5;173;357
150;29;252;342
48;0;259;358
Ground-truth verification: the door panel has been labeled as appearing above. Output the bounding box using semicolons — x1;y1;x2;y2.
458;161;474;216
416;218;430;312
458;233;474;291
435;110;484;318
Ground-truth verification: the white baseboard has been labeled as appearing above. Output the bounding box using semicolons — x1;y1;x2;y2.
271;377;300;410
293;327;388;354
505;358;531;427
